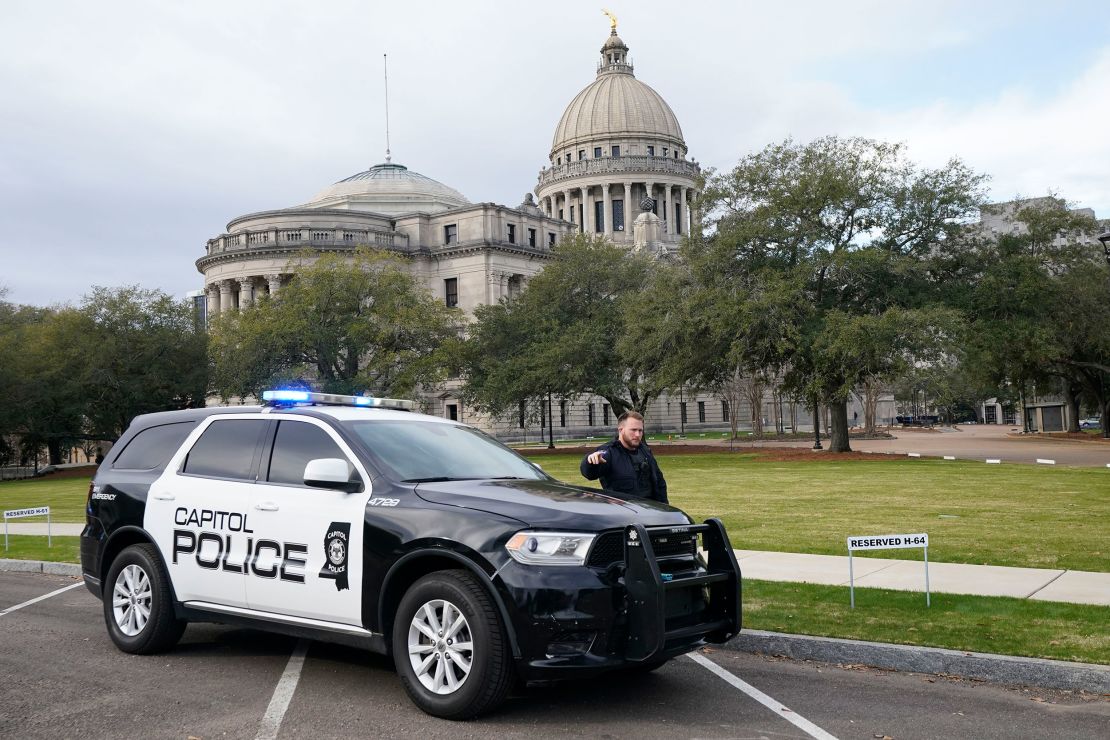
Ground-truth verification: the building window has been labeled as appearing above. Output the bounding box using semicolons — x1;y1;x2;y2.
594;147;602;158
680;402;688;425
594;201;605;232
548;232;556;246
674;202;682;234
674;149;679;158
603;404;611;426
557;156;562;165
612;199;624;232
611;145;620;157
662;147;668;157
578;203;584;231
507;224;516;244
446;404;458;421
647;145;654;156
558;208;564;220
698;401;706;423
444;278;458;308
444;224;457;245
588;404;595;426
722;400;730;422
578;150;585;160
560;400;567;427
528;228;536;247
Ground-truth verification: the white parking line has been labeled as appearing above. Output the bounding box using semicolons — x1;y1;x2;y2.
255;638;309;740
687;652;838;740
0;582;83;617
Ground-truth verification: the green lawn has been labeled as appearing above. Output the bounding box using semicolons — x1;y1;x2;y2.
745;579;1108;664
530;453;1110;572
0;476;90;522
0;535;80;563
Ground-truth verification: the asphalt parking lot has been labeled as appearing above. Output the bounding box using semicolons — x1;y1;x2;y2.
2;572;1107;739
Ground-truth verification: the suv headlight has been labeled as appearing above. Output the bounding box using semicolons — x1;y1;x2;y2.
505;532;595;566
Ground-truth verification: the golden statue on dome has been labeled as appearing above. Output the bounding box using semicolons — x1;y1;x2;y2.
602;8;617;31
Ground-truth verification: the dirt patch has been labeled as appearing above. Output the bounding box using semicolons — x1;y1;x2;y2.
522;445;889;462
38;465;97;480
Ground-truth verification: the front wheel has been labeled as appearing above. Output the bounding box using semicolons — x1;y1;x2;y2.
392;570;513;719
103;543;186;654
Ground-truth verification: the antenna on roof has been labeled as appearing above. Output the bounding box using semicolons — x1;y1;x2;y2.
383;53;392;164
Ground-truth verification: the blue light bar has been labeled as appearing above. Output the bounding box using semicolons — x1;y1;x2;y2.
263;390;311;402
261;389;415;411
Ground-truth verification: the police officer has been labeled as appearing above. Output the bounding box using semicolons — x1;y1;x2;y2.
580;410;668;504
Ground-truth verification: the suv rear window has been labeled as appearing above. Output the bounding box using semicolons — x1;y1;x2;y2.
112;422;197;470
183;419;269;480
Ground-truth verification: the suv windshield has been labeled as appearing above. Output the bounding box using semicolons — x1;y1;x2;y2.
342;420;547;483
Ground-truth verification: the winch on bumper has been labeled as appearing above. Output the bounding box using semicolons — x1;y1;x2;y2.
495;518;742;679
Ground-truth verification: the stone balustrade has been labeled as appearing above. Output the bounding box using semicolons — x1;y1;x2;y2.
537;155;699;186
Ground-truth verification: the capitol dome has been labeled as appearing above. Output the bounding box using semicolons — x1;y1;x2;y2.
303;162;470;215
550;30;685;157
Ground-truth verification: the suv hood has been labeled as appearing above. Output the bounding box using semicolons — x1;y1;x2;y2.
413;478;691;530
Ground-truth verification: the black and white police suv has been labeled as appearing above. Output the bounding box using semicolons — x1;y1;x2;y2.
81;391;742;719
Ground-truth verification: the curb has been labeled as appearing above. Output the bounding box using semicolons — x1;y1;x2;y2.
723;629;1110;694
0;559;81;577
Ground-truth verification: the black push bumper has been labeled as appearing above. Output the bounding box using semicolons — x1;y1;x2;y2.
623;518;742;662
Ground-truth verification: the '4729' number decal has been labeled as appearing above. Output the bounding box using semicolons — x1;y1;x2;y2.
367;498;400;507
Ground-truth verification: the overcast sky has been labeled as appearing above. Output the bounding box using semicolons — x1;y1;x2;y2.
3;0;1109;307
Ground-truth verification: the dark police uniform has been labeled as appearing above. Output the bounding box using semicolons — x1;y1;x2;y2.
579;438;668;504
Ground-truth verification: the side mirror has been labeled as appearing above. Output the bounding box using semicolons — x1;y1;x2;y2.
304;458;362;493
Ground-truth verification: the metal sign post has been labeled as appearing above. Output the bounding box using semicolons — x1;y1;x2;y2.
3;506;52;550
846;532;930;608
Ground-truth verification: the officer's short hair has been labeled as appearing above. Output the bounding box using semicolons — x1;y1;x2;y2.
617;410;644;427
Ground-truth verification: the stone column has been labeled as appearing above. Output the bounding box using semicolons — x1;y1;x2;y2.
679;187;687;235
267;274;282;296
602;184;612;238
206;284;220;315
663;183;672;235
237;277;254;309
219;279;235;312
580;186;590;233
624;181;634;235
563;189;572;224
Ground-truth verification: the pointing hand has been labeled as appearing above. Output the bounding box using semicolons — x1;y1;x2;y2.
587;451;607;465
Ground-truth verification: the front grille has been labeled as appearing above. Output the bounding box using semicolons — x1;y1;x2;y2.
586;529;698;568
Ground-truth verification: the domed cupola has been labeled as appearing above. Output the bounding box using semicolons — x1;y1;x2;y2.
535;18;700;248
302;162;469;216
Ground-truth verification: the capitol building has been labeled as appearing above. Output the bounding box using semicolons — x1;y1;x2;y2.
196;23;878;437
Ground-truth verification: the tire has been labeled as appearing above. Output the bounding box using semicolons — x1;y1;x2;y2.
392;569;514;719
103;543;186;654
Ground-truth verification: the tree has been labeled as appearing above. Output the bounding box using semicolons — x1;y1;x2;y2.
209;250;463;400
461;233;663;423
652;136;985;451
79;286;209;440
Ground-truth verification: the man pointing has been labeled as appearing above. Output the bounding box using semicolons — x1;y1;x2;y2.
580;410;668;504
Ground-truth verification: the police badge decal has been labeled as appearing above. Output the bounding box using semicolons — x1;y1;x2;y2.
320;522;350;591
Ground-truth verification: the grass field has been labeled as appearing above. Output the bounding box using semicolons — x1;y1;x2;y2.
745;579;1108;664
0;477;89;522
529;453;1110;572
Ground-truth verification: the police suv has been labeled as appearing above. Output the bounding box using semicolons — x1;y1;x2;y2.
81;391;741;719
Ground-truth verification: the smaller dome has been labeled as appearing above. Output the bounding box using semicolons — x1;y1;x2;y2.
303;162;469;215
602;32;628;51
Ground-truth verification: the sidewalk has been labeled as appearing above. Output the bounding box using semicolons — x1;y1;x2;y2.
735;549;1110;606
5;523;1107;607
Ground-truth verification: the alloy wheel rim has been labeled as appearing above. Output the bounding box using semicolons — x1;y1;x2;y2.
112;564;152;636
407;598;474;694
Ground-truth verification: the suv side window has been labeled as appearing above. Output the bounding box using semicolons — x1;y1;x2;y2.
266;420;348;486
182;419;269;480
112;422;197;470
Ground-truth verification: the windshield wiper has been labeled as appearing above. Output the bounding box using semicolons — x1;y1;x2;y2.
489;476;527;480
401;476;481;483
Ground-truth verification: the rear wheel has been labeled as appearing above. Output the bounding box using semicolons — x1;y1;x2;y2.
392;570;513;719
103;543;185;654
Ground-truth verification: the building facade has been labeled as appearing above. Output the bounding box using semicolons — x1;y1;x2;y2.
197;24;887;438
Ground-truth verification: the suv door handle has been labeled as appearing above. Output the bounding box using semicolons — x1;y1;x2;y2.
254;502;279;511
152;493;175;501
